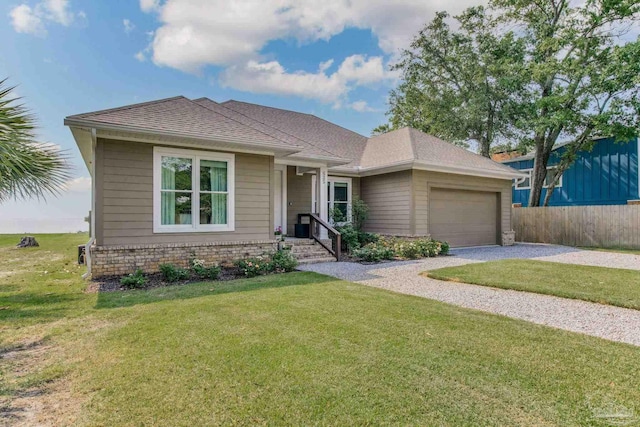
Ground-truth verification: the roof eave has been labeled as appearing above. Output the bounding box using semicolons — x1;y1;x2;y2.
63;118;302;156
355;160;526;179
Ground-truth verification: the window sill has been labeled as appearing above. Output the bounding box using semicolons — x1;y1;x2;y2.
153;226;235;234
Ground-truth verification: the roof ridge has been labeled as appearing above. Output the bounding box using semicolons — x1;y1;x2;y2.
219;99;350;159
66;96;187;120
188;97;307;150
223;99;368;140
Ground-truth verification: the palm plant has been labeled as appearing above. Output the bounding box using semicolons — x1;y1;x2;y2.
0;79;70;202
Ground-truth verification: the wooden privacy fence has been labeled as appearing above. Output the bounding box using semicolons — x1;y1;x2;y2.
512;205;640;248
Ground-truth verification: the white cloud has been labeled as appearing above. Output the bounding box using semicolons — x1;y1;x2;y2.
9;5;45;35
142;0;478;73
123;18;135;34
134;51;146;62
9;0;83;36
140;0;161;12
64;176;91;192
350;100;376;112
220;55;395;104
43;0;74;25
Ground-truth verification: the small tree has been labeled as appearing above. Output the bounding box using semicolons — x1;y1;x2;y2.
0;79;70;202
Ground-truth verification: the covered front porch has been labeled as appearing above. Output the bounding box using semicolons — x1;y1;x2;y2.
274;163;354;260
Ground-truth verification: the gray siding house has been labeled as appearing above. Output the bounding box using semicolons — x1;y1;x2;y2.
65;96;524;277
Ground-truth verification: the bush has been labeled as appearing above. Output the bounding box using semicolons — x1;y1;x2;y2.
190;258;221;280
120;269;147;288
358;232;379;246
271;250;298;273
351;237;450;263
336;224;361;252
159;263;190;282
352;244;394;262
236;256;270;277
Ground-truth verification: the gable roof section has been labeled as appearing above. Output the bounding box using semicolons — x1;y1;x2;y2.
193;98;351;165
360;127;525;179
221;100;368;168
64;96;300;153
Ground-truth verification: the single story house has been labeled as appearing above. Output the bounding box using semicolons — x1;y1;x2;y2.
65;96;524;277
503;136;640;207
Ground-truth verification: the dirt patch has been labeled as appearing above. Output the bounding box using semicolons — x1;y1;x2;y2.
88;267;248;293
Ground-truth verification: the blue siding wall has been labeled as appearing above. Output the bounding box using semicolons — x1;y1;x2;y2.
504;137;639;206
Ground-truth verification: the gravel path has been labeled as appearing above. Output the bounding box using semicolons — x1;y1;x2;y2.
299;244;640;346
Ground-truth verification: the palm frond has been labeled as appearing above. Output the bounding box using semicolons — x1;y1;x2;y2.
0;79;72;202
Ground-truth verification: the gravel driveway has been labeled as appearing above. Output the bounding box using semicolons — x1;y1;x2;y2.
299;243;640;346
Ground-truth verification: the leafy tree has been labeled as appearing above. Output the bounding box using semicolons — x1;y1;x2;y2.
495;0;640;206
379;7;523;156
0;79;70;202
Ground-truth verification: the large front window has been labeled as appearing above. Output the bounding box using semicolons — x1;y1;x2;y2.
154;148;234;233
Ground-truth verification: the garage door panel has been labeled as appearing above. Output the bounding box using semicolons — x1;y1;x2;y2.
429;188;498;247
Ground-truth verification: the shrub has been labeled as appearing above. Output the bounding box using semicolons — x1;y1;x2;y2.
190;258;221;280
336;224;361;252
120;269;147;288
351;197;369;232
236;256;270;277
271;250;298;273
358;232;379;246
352;237;450;263
352;244;394;262
159;263;190;282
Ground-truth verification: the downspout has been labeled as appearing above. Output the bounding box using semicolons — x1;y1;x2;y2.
82;128;97;279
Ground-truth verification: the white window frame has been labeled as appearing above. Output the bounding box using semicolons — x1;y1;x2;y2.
513;167;563;190
153;147;235;233
311;175;352;224
544;166;563;188
514;169;532;190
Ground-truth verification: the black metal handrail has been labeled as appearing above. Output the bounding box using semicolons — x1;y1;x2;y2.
298;213;341;260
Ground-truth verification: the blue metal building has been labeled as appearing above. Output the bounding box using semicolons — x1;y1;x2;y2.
503;137;640;206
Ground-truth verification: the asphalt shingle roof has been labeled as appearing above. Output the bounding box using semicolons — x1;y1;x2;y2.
221;100;368;168
66;96;523;178
193;98;349;163
361;127;521;175
65;96;297;150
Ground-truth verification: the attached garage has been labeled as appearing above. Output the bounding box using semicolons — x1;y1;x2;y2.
428;188;499;247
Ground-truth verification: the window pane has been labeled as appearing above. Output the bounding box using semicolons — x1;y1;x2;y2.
544;169;558;187
200;193;227;225
200;160;227;192
162;157;192;191
517;176;530;188
161;192;192;225
334;182;348;202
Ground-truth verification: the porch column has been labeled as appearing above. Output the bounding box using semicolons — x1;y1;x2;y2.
316;166;329;238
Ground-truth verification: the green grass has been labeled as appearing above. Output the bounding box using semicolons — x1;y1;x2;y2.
427;259;640;310
2;235;640;425
579;246;640;255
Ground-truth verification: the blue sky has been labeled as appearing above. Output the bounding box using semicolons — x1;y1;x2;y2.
0;0;477;233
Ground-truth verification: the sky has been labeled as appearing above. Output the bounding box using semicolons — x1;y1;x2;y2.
0;0;483;233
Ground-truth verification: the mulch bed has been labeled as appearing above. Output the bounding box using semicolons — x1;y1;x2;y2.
87;266;247;293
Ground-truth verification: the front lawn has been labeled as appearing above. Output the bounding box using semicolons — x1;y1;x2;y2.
579;246;640;256
2;235;640;425
427;259;640;310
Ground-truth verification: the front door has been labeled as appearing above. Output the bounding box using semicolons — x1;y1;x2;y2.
274;165;287;235
312;176;352;224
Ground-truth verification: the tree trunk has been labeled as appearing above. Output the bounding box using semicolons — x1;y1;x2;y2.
528;141;551;207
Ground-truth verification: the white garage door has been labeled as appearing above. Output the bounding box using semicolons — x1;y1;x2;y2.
429;188;498;247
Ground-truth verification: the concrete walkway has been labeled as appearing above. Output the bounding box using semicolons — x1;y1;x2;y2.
300;244;640;346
